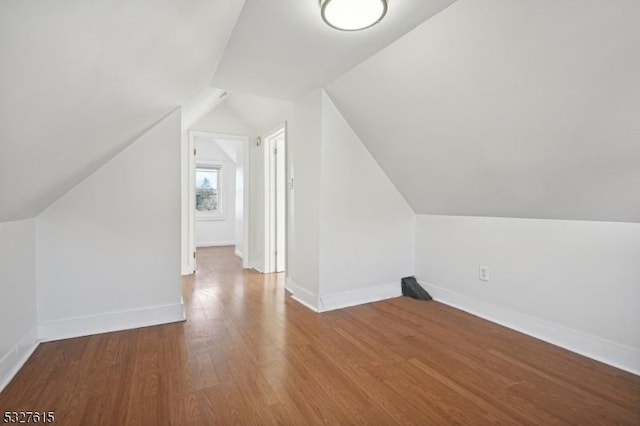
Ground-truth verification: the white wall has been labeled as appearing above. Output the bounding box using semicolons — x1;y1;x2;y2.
192;102;257;137
287;90;323;307
194;136;237;247
225;93;292;137
286;90;415;311
415;215;640;374
318;92;415;310
37;110;184;341
0;219;38;391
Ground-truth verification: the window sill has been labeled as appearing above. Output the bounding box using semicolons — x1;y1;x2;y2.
196;214;226;222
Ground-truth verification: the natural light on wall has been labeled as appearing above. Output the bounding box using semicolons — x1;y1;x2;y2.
320;0;388;31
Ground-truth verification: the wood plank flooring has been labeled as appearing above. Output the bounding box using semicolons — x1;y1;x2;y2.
1;246;639;425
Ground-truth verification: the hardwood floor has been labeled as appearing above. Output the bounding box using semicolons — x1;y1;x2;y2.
1;246;639;425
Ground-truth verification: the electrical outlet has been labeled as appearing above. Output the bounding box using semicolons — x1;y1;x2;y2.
479;265;490;282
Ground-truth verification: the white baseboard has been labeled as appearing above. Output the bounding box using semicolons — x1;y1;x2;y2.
420;281;640;376
38;302;186;343
196;241;235;248
284;276;295;294
318;282;401;313
234;249;243;259
288;281;402;314
288;281;320;312
0;326;39;393
250;261;267;274
1;303;186;393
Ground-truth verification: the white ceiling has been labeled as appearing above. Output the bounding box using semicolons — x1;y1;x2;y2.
214;138;240;164
3;0;638;224
182;88;228;132
224;93;292;136
0;0;244;221
327;0;640;222
212;0;457;100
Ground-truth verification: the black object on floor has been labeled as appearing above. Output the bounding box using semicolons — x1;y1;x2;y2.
401;276;432;301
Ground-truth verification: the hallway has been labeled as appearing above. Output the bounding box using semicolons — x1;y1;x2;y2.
1;246;639;424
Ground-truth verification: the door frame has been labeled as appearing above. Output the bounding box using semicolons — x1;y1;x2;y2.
185;130;251;272
263;125;287;273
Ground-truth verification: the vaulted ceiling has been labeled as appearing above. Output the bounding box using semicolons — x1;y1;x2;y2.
0;0;245;221
2;0;638;223
327;0;640;222
212;0;457;100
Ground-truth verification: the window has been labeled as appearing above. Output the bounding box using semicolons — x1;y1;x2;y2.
196;164;222;219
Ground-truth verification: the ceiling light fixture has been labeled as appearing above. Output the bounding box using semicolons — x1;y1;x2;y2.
320;0;388;31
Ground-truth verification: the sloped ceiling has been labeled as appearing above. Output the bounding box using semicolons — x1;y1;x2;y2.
212;0;457;100
327;0;640;222
0;0;244;221
4;0;637;224
182;88;227;132
224;93;292;136
213;138;239;164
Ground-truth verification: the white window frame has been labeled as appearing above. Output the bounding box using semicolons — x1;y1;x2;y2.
195;161;224;221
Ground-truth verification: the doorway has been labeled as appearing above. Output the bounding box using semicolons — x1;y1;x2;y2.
264;127;287;273
186;131;250;273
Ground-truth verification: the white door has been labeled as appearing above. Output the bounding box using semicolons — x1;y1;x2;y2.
266;128;287;273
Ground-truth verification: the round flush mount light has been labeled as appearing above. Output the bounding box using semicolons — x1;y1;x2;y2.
320;0;388;31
